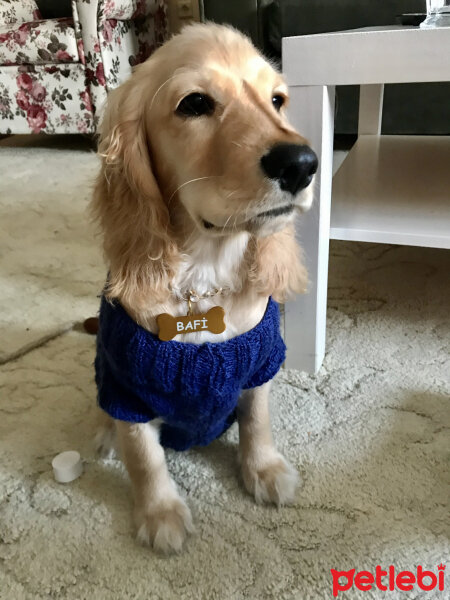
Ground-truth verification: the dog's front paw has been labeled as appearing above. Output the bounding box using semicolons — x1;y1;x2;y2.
135;497;194;554
240;449;300;506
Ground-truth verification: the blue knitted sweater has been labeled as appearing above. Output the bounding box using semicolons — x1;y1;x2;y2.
95;296;286;451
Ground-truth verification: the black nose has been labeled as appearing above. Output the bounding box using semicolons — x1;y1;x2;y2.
260;143;318;195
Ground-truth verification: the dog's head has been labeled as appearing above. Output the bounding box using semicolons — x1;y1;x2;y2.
95;23;317;302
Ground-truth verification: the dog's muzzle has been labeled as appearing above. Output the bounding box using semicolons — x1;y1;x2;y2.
260;143;318;196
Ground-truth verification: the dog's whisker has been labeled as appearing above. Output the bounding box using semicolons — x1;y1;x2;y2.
231;209;241;233
220;199;249;232
231;139;254;150
216;198;254;234
168;176;219;203
221;210;238;231
183;225;202;249
149;73;180;112
240;203;253;223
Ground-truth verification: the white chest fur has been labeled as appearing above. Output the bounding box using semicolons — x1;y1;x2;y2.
174;231;249;297
170;231;267;343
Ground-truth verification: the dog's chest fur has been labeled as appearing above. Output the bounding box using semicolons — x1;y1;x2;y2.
170;231;267;343
175;231;249;298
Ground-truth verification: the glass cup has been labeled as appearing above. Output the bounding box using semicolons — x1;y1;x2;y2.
421;0;450;28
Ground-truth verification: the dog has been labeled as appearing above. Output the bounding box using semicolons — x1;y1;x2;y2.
92;22;318;554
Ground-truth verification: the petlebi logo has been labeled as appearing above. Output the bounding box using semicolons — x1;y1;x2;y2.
330;564;446;597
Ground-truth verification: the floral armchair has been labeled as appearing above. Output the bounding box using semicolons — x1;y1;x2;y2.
0;0;168;134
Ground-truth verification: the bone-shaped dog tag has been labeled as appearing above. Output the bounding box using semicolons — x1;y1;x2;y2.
157;306;226;341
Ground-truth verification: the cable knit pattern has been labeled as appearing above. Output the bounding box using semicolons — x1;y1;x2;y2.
95;296;286;450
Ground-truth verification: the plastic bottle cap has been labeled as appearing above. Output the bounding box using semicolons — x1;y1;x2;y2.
52;451;83;483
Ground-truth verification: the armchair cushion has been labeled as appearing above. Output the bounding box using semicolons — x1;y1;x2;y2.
0;18;79;66
0;63;94;134
0;0;42;26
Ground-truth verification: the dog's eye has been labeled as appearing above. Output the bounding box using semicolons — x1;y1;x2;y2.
176;93;215;117
272;95;285;112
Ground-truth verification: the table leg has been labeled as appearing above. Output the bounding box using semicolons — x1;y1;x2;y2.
358;84;384;135
284;85;335;373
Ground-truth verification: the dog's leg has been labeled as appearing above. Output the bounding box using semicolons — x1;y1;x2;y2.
237;381;299;506
94;409;118;458
116;420;194;554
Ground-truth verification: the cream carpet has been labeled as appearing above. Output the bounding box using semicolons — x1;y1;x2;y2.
0;137;449;599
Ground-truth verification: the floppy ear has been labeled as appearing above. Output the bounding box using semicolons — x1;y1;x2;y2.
248;224;308;302
92;71;178;309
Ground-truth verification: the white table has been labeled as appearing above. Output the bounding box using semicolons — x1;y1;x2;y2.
282;25;450;374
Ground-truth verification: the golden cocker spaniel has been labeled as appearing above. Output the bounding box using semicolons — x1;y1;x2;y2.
93;22;317;554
